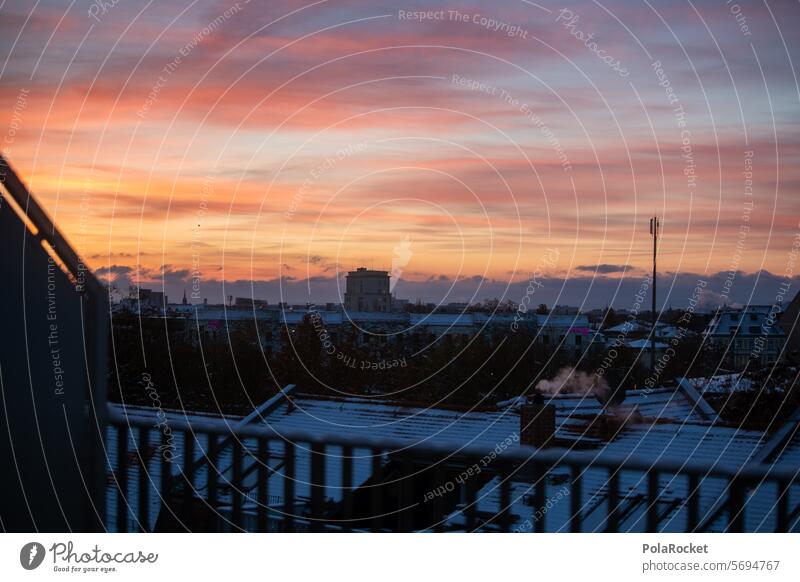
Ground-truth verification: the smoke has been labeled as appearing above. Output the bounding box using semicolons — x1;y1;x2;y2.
390;235;413;292
535;367;609;399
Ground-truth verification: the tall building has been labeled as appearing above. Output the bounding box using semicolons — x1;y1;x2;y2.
344;267;391;312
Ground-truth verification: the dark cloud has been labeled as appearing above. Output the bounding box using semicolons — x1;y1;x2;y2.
95;265;133;276
575;264;632;274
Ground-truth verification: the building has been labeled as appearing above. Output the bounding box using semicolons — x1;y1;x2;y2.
344;267;392;312
138;288;166;311
779;291;800;364
234;296;269;308
535;313;594;357
703;305;786;368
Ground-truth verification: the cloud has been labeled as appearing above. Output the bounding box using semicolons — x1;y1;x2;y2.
2;0;799;288
95;265;133;277
575;264;632;274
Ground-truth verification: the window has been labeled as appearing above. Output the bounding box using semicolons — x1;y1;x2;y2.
575;334;583;345
750;313;758;321
730;313;739;321
749;326;760;334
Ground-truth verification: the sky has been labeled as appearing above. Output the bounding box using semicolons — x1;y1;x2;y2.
2;0;800;308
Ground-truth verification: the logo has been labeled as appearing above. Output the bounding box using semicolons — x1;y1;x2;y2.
20;542;46;570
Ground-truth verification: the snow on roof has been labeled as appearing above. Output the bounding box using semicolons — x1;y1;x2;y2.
409;313;477;327
447;423;782;532
536;314;589;327
105;384;798;532
686;374;755;393
625;339;669;349
605;321;649;334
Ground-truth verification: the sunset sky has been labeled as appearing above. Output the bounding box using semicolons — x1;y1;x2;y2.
2;0;799;308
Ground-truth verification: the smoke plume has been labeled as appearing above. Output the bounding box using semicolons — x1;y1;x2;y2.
535;367;609;399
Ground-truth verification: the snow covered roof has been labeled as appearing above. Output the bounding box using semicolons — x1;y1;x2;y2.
409;313;478;327
447;423;778;532
605;321;649;334
104;382;799;532
625;339;669;349
536;314;589;327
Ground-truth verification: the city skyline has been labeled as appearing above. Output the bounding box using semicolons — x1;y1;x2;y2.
2;0;799;308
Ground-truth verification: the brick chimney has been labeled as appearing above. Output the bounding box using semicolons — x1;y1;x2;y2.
520;393;556;448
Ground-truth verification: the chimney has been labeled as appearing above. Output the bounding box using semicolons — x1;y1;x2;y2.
598;368;626;409
520;393;556;448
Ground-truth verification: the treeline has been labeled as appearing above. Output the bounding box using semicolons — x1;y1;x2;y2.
109;312;727;414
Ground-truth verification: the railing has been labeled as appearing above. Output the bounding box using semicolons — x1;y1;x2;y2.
106;407;800;533
1;154;109;531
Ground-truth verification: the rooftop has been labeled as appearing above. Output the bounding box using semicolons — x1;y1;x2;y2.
104;377;799;532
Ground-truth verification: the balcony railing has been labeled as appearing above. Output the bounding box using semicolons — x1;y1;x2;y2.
106;406;800;533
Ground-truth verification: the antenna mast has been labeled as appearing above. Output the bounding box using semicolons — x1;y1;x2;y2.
649;216;660;372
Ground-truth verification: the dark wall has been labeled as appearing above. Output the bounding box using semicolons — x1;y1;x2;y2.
0;203;102;531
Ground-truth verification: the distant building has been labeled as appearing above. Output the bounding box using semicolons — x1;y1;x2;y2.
140;288;165;308
779;291;800;364
344;268;391;312
704;305;785;368
535;313;593;357
234;297;269;308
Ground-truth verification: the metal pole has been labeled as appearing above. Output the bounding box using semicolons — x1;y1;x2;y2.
650;217;659;372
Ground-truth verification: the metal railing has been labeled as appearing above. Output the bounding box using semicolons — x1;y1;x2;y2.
106;407;800;533
1;154;109;531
